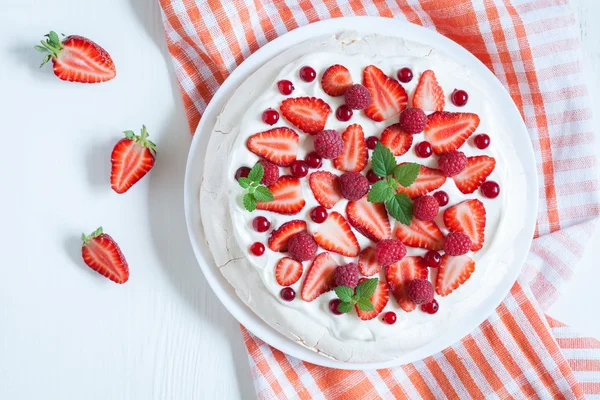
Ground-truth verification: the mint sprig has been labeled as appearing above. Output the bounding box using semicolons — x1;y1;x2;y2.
333;278;379;313
237;163;274;212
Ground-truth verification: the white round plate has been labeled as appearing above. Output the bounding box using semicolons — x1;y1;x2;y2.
184;17;538;370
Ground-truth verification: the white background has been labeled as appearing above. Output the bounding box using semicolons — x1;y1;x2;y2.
0;1;597;399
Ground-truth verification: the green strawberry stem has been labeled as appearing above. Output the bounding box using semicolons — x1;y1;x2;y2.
124;125;157;157
35;31;64;67
81;227;103;246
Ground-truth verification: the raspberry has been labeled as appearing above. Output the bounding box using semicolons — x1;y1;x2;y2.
413;195;440;221
314;130;344;159
443;232;472;256
407;279;434;304
344;84;372;110
438;151;467;177
376;239;407;267
287;232;318;261
339;172;369;200
399;108;427;134
334;263;360;288
257;159;279;186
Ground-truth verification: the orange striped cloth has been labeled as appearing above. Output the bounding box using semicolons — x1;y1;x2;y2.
159;0;600;398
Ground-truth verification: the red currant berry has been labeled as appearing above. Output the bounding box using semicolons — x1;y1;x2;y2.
277;79;294;95
481;181;500;199
262;108;279;125
234;166;251;180
305;152;322;169
252;216;270;233
299;66;316;82
474;134;490;150
421;299;439;314
424;251;442;268
310;206;328;223
451;89;469;107
336;105;353;122
366;136;379;150
397;67;413;83
290;160;309;178
383;311;397;325
250;242;265;256
329;299;343;315
367;169;383;184
432;191;449;207
415;141;433;158
280;287;296;301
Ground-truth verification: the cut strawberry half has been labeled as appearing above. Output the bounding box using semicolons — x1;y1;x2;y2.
333;124;368;172
256;176;305;215
110;126;157;194
81;227;129;284
313;212;360;257
444;199;486;251
247;127;299;166
321;65;353;97
346;197;391;242
385;256;428;312
280;97;331;135
423;111;480;155
358;247;380;276
275;257;303;286
301;252;338;302
380;124;413;156
363;65;408;121
412;70;445;112
356;278;389;321
268;220;307;252
308;171;342;209
396;164;446;199
436;254;475;296
453;156;496;194
394;218;444;251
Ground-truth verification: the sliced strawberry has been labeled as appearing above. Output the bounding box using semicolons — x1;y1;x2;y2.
423;112;480;155
110;126;157;194
280;97;331;135
256;176;305;215
321;64;353;97
380;124;413;156
268;220;307;252
436;254;475;296
275;257;303;286
313;212;360;257
444;199;486;251
301;252;338;302
396;164;446;199
356;278;389;320
363;65;408;121
346;197;391;242
358;247;380;276
81;227;129;284
333;124;368;172
385;256;428;312
412;70;445;112
453;156;496;194
394;218;444;251
308;171;342;209
247;127;299;166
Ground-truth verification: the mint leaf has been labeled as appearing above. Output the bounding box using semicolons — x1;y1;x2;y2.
357;298;374;312
238;177;252;189
356;278;378;299
243;193;257;212
385;193;413;225
367;180;394;203
371;143;397;177
335;286;354;303
337;301;353;314
394;163;420;187
387;177;398;190
253;186;274;202
248;163;264;183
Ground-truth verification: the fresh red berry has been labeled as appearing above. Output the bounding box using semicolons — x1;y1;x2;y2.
314;129;344;159
438;151;467;177
413;195;440;221
334;263;360;288
397;67;413;83
383;311;397;324
277;79;294;95
290;160;309;178
280;287;296;301
344;84;372;110
376;239;407;267
424;251;442;268
252;216;270;232
481;181;500;198
336;105;353;121
257;159;279;186
262;108;279;125
366;136;379;150
421;299;439;314
287;231;317;261
443;232;472;256
310;206;328;223
407;279;435;305
367;169;383;184
305;152;322;169
250;242;265;256
399;108;427;134
415;141;433;158
433;191;449;207
452;89;469;106
474;134;490;149
329;299;343;315
339;172;369;200
235;166;251;180
299;66;316;82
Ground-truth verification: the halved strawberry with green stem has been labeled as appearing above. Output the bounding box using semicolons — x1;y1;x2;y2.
356;278;389;320
386;256;428;312
111;125;157;194
444;199;486;251
81;227;129;284
35;31;116;83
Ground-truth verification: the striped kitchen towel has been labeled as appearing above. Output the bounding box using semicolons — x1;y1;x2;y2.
159;0;600;398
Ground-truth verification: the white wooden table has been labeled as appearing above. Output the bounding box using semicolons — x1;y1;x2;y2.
0;1;597;399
